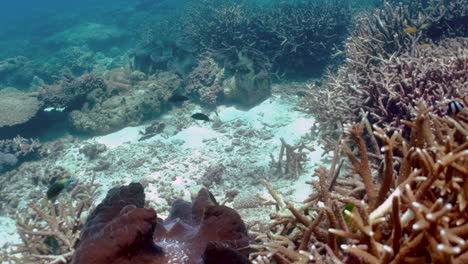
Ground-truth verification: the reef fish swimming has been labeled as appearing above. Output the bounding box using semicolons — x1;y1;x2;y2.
446;100;464;116
404;27;417;34
43;179;75;203
168;94;189;103
191;113;210;121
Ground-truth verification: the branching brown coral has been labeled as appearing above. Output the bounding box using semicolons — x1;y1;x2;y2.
270;138;313;179
304;37;467;150
302;0;468;150
251;102;468;264
184;0;352;76
0;135;42;160
4;175;99;264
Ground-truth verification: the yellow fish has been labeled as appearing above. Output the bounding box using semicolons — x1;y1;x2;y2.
420;23;430;30
404;27;417;34
419;44;430;49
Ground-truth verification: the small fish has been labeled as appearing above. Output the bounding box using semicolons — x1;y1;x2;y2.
191;113;210;121
342;203;355;222
156;123;165;134
419;44;430;49
42;179;75;203
445;100;464;116
420;23;430;30
342;203;356;232
404;27;417;34
44;236;60;254
296;91;308;97
168;94;189;103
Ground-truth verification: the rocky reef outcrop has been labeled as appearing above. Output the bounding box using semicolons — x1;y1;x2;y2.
68;71;182;135
186;48;271;108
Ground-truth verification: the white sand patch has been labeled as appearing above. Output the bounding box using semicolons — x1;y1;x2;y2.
219;97;297;129
274;117;315;143
0;216;20;248
168;126;221;149
95;125;144;148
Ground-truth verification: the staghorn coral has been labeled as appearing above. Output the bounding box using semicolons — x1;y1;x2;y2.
302;0;468;150
72;183;251;264
270;138;313;179
184;0;352;77
0;136;42;161
303;37;468;150
251;102;468;264
3;175;98;264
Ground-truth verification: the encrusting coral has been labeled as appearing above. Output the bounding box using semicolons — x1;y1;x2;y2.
250;102;468;264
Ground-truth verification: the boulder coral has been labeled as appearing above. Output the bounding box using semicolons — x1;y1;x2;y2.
68;71;182;135
38;73;106;110
186;48;271;108
72;183;251;264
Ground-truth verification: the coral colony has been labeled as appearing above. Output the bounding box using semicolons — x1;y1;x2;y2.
0;0;466;263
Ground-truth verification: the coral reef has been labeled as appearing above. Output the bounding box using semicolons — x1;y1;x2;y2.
185;55;224;106
4;175;98;264
38;73;106;110
302;0;468;150
251;102;468;263
129;39;196;78
56;46;96;76
184;0;351;76
0;151;17;173
0;56;49;90
68;71;182;135
47;23;127;52
186;48;272;108
79;143;107;160
0;136;42;161
0;88;42;129
129;13;196;78
72;183;251;264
